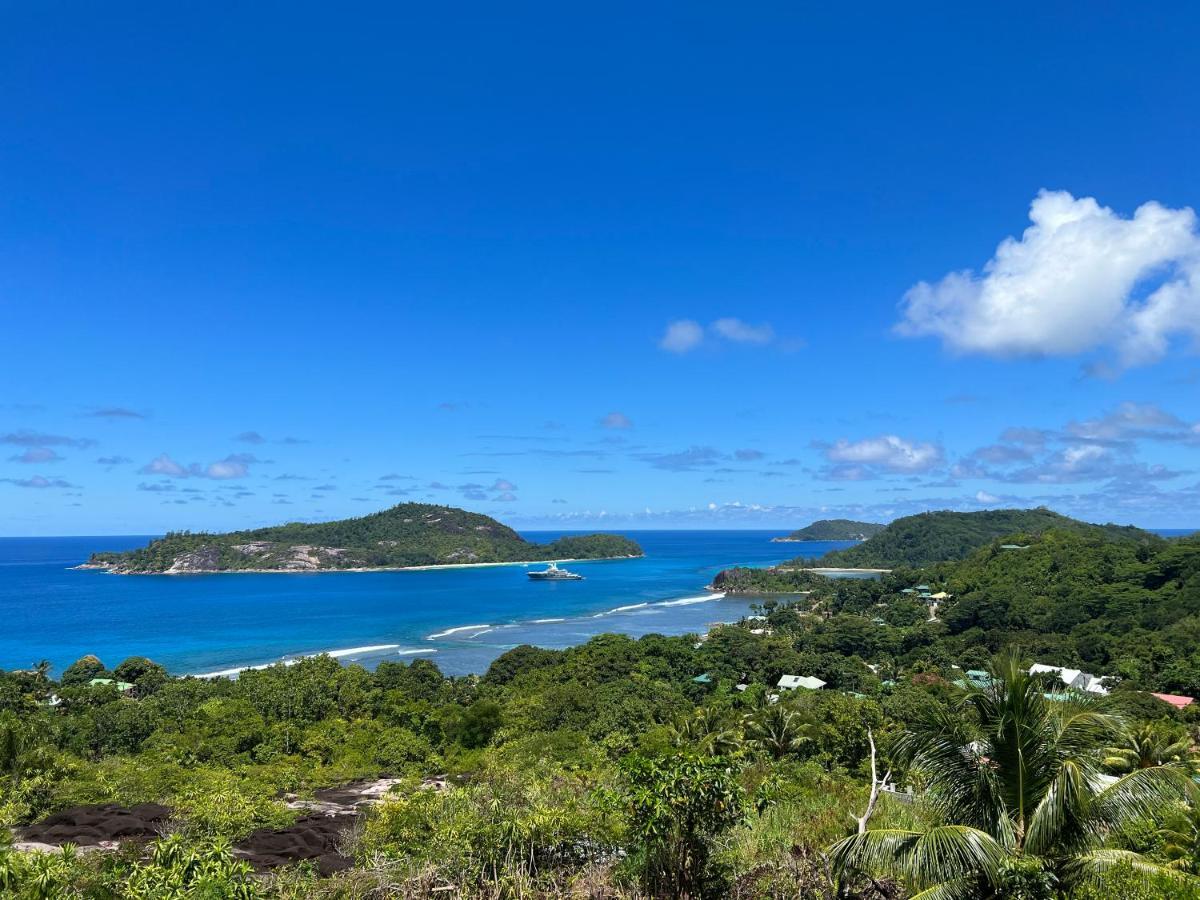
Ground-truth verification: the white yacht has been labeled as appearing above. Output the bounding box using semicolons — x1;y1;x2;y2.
527;562;583;581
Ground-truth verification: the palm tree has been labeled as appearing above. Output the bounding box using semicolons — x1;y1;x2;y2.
830;653;1193;898
746;702;813;760
1103;723;1192;773
668;706;744;757
1160;786;1200;875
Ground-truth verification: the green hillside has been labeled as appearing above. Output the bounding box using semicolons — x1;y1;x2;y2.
773;519;885;542
87;503;643;573
13;525;1200;898
814;507;1158;568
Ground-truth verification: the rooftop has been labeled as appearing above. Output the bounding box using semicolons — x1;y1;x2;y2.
1150;692;1195;709
778;674;826;691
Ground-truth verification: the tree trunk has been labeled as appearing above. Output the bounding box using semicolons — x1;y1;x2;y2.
853;728;890;834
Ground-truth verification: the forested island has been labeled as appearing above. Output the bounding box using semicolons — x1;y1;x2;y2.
4;509;1200;897
771;518;885;542
808;507;1158;568
84;503;643;574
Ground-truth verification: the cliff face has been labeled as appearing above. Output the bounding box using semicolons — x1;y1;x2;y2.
86;503;643;574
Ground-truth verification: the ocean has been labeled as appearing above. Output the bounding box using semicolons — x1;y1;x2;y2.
0;531;848;677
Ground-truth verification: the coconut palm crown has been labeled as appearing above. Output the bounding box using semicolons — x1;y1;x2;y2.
830;653;1194;899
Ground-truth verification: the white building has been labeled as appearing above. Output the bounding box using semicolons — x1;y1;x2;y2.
777;674;826;691
1029;663;1108;695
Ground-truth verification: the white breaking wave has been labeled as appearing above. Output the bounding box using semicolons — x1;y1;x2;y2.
396;648;438;656
531;617;566;624
591;592;725;617
426;624;494;640
660;592;724;606
191;643;401;678
192;658;298;679
593;602;651;617
325;644;401;658
192;662;273;679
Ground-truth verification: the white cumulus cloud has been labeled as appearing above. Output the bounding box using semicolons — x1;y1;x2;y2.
897;190;1200;366
140;452;256;480
825;435;943;473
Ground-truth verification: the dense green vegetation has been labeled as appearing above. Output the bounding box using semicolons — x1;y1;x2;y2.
811;508;1159;568
86;504;642;573
774;519;885;542
718;527;1200;695
5;520;1200;897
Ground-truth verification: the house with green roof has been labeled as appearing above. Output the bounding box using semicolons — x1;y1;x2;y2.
89;677;135;693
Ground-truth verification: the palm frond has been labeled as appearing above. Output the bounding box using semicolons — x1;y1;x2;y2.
1065;848;1200;891
1094;765;1191;830
830;825;1004;889
907;876;990;900
1025;757;1098;857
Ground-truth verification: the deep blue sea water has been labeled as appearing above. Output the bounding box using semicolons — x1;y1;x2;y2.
0;531;848;677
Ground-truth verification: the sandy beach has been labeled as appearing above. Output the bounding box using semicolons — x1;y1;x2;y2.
76;554;641;576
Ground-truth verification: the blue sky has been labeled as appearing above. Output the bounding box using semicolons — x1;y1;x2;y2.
2;2;1199;535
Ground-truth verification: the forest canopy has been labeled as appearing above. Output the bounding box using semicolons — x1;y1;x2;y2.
812;507;1160;568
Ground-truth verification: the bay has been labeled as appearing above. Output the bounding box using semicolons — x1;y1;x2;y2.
0;531;850;677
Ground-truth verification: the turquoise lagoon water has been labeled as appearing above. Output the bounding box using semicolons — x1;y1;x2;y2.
0;531;850;677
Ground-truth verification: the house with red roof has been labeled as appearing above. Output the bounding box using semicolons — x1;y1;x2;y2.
1150;692;1194;709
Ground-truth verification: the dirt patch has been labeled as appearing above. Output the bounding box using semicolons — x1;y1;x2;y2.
17;803;172;849
234;814;357;876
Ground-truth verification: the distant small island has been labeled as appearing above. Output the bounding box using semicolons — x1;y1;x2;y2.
771;518;885;542
715;507;1162;593
84;503;643;574
814;507;1157;569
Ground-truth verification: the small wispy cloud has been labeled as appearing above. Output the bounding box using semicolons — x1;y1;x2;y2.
658;318;788;354
635;446;725;471
600;411;633;429
1064;402;1193;445
2;430;96;449
711;318;774;344
659;320;706;353
137;482;176;492
236;431;267;444
96;455;132;467
1;475;76;489
9;447;63;464
89;407;146;419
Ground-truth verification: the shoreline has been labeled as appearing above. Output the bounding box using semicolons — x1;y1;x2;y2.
807;566;891;574
769;538;867;544
774;565;891;575
183;589;730;679
74;554;642;576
